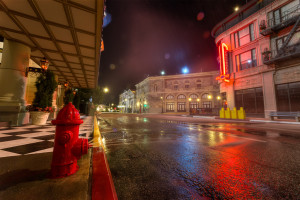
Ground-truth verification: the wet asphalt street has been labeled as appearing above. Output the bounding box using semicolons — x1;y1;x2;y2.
98;114;300;200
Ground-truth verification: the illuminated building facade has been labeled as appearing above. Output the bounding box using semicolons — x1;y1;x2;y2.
134;71;220;114
212;0;300;117
119;89;136;113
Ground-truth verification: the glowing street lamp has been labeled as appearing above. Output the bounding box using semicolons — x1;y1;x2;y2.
197;98;200;102
217;96;221;100
208;95;212;99
181;66;189;74
234;6;239;12
188;98;192;101
103;87;109;93
160;70;165;75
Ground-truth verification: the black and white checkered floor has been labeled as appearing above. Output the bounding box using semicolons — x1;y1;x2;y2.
0;116;93;158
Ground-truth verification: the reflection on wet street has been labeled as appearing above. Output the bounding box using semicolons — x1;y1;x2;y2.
99;114;300;200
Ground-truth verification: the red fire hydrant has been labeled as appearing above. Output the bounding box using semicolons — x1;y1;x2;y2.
51;102;90;178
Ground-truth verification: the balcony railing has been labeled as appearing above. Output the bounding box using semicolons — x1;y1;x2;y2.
262;42;300;64
213;0;274;37
260;5;300;36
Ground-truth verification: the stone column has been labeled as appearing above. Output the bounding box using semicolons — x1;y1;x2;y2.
262;71;277;118
0;39;31;126
225;82;235;109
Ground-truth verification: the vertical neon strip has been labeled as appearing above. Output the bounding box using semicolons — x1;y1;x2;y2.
218;45;223;75
221;43;228;76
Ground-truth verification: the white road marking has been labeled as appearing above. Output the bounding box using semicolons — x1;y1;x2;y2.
229;134;267;142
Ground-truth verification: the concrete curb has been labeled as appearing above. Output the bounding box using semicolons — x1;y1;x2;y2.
192;116;216;119
91;116;118;200
249;119;300;125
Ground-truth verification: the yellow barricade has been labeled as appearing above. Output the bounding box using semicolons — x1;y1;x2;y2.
238;107;246;120
225;108;231;119
231;107;238;119
219;108;225;118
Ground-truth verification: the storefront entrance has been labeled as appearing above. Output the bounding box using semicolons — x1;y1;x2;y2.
276;82;300;112
235;87;264;115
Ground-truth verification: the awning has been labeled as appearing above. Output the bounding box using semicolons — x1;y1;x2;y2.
0;0;105;88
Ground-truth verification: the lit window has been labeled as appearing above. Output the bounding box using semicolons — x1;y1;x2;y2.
166;95;174;99
190;94;198;99
177;94;186;99
202;93;208;99
236;49;257;71
234;23;255;48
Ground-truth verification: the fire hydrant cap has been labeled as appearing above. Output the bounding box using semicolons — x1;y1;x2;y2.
52;103;83;125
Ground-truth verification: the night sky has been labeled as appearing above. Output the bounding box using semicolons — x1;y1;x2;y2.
99;0;247;104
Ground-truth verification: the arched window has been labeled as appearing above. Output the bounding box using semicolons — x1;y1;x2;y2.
154;84;157;92
177;94;186;99
189;94;198;99
202;93;208;99
166;95;174;99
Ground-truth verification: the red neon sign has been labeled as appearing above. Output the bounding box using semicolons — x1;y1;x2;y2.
216;43;230;83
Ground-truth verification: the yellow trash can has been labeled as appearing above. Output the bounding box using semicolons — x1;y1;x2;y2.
219;108;225;118
238;107;246;120
225;108;231;119
231;107;238;119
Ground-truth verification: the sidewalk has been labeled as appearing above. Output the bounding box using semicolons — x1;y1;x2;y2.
0;116;95;200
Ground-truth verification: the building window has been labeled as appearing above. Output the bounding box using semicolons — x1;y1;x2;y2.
197;84;202;89
276;36;287;51
276;82;300;112
185;85;189;88
190;94;198;99
189;102;198;109
177;94;186;99
267;0;299;27
174;85;178;90
234;23;255;48
202;101;212;108
154;84;158;92
235;49;257;71
235;87;264;114
166;95;174;99
166;103;175;112
177;102;186;112
201;93;208;99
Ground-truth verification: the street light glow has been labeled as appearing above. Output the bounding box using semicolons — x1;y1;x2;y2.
181;66;189;74
161;70;165;75
103;87;109;93
217;96;221;100
208;95;212;99
234;6;239;12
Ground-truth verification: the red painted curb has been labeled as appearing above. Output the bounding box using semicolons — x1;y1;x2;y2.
92;147;118;200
